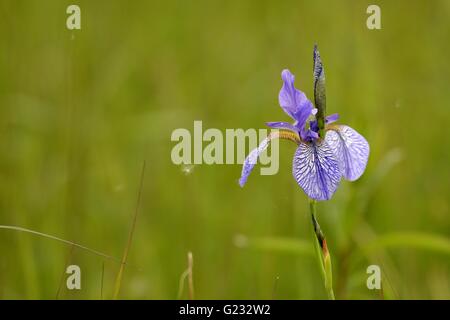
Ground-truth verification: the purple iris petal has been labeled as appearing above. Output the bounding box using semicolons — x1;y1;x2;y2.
325;125;369;181
300;128;319;142
292;140;341;201
279;69;314;129
308;113;339;136
325;113;339;124
266;121;299;133
239;137;271;187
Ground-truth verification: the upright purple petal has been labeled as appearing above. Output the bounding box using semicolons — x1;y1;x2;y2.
266;121;299;133
292;140;341;201
278;69;313;128
239;137;271;187
325;125;370;181
300;128;319;142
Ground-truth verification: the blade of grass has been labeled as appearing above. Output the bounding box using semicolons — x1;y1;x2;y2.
177;269;190;300
339;150;403;299
101;261;105;300
16;226;40;299
344;148;403;236
362;232;450;256
271;276;280;300
176;251;195;300
187;252;194;300
351;223;400;299
0;225;121;262
113;160;146;299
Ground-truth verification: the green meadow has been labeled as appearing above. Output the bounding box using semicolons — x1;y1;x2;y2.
0;0;449;299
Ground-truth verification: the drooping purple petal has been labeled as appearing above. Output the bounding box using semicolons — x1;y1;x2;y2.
266;121;299;133
325;125;369;181
239;137;271;187
292;140;341;201
279;69;314;129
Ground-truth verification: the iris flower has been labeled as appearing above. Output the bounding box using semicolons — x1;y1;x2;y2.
239;46;369;201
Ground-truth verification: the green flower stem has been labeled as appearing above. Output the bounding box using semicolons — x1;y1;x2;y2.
309;199;335;300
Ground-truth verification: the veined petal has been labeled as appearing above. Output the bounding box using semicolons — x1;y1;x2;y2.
325;125;370;181
293;140;341;201
279;69;313;128
239;137;271;187
266;121;298;133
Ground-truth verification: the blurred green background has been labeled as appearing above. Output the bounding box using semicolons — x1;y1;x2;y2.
0;0;449;299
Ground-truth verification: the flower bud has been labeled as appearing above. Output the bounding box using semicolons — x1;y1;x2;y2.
313;45;326;138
